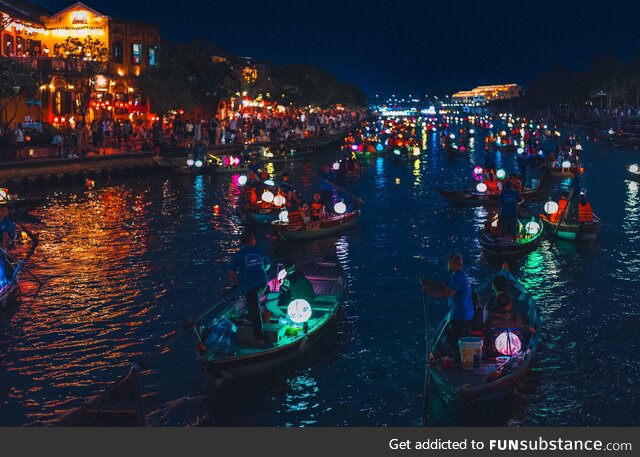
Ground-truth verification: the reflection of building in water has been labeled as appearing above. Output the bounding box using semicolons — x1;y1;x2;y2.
451;84;522;106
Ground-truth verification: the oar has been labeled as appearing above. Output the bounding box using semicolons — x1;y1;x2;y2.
549;188;574;248
419;273;432;427
321;179;364;204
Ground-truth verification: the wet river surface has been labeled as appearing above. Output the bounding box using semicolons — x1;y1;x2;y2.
1;126;639;426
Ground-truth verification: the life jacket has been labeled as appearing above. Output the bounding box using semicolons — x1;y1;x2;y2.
310;201;324;218
287;210;305;226
578;202;594;222
246;189;257;205
550;198;568;223
485;178;500;193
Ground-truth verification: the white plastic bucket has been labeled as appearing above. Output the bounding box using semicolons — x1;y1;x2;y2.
458;337;483;370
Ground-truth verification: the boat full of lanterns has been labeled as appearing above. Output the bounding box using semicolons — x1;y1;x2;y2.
546;160;583;179
270;201;360;241
427;264;539;408
194;260;347;381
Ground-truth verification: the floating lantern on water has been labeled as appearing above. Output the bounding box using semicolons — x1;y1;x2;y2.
186;159;195;166
261;190;274;203
494;331;522;356
238;175;248;186
332;162;341;171
630;164;639;173
278;209;289;223
476;183;488;193
195;160;203;168
287;299;312;324
561;160;571;169
334;201;347;214
525;221;541;235
496;169;506;180
273;195;286;207
544;201;559;215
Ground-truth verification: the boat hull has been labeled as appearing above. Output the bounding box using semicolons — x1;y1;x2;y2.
437;187;544;207
540;214;601;241
271;212;359;241
237;206;281;224
0;251;19;314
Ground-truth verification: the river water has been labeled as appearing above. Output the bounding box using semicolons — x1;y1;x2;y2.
1;124;639;426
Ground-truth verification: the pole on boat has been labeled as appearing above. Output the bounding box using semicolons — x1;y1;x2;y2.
419;273;432;427
549;187;574;248
321;179;364;204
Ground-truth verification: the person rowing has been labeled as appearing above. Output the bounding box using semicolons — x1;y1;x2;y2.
309;192;326;221
499;180;524;238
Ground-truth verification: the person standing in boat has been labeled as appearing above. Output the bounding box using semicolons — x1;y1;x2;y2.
0;204;16;251
499;180;523;238
228;232;271;341
423;253;474;350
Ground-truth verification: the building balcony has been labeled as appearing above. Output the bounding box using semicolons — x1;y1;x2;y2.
12;57;109;75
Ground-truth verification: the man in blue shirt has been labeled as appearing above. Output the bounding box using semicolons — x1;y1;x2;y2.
423;253;474;350
228;232;271;341
499;180;523;237
0;204;16;251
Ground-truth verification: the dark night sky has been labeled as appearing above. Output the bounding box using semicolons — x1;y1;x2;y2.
38;0;640;97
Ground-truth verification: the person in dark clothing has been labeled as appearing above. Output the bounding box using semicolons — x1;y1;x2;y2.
499;180;523;237
276;258;316;312
228;232;271;340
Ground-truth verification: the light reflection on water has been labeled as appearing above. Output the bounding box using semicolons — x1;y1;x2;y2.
0;129;638;426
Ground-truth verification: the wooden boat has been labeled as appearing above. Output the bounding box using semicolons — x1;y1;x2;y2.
428;266;539;408
0;250;20;314
446;145;470;157
270;211;360;241
546;165;581;179
437;187;545;207
627;165;640;182
236;205;282;225
55;364;145;426
478;216;544;256
539;213;601;241
195;262;346;381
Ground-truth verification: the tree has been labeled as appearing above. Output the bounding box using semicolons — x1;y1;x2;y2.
53;37;109;61
0;56;37;129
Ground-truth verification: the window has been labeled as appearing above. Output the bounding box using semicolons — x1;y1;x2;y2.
3;34;14;56
148;45;157;66
131;43;142;65
113;41;123;63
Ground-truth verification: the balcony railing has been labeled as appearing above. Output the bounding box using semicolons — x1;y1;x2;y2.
12;57;108;74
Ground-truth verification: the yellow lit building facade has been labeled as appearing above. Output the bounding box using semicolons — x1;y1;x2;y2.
1;1;159;127
451;84;521;105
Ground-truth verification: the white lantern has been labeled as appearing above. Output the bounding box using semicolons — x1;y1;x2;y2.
238;175;248;186
194;160;203;168
186;159;195;166
496;169;506;180
334;202;347;214
544;201;559;215
449;133;455;139
525;221;541;235
561;160;571;169
287;299;312;324
261;190;274;203
332;162;340;170
469;129;475;134
517;147;524;154
277;268;288;282
278;209;289;223
0;188;8;202
273;195;286;207
263;179;275;187
494;331;522;356
629;164;639;173
476;183;488;193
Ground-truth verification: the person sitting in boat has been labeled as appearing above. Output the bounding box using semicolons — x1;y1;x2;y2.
277;142;288;158
245;186;258;206
423;253;474;351
286;203;306;227
483;170;500;194
485;274;508;315
309;192;326;221
228;231;271;342
509;174;522;192
0;204;16;251
549;191;570;223
499;180;523;238
276;258;316;316
578;193;594;223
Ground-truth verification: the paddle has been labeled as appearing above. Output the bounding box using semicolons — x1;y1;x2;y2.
549;187;574;248
321;179;364;204
419;273;432;427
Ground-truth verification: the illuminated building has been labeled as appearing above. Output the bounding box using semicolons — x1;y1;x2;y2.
0;1;160;126
451;84;521;106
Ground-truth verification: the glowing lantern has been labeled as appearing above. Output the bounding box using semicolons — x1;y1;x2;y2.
287;299;312;324
496;169;506;180
231;157;241;166
213;205;220;215
264;179;275;187
525;221;541;235
195;160;203;168
0;188;8;202
476;183;488;193
273;195;286;207
186;159;195;166
561;160;571;169
544;201;559;215
473;166;483;175
517;147;524;154
334;201;347;214
630;164;639;173
278;209;289;223
491;218;498;228
393;149;401;156
412;147;421;156
494;331;522;356
277;268;288;282
238;175;248;186
261;190;274;203
608;129;614;135
449;133;455;139
332;162;340;171
500;130;506;136
469;129;475;134
351;144;358;151
376;144;384;152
